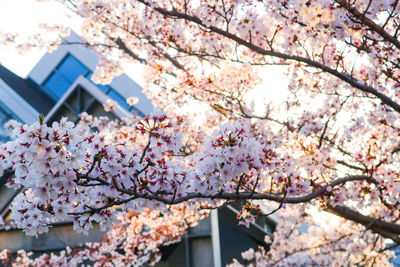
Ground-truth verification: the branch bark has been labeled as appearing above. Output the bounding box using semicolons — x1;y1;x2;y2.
326;203;400;243
327;203;400;234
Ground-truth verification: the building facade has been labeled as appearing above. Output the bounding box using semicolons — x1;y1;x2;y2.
0;32;274;266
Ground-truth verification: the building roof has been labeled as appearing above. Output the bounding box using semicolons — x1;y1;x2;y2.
0;64;55;114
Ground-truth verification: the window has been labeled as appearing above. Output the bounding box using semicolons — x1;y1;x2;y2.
43;71;71;99
57;55;88;82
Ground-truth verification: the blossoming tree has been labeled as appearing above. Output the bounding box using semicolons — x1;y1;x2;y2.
2;0;400;265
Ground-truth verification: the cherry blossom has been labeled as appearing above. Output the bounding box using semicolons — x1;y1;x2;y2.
103;99;117;112
127;96;139;106
2;0;400;265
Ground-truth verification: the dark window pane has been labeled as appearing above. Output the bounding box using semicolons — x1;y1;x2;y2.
86;72;109;93
57;55;88;82
65;89;80;113
81;89;96;110
87;100;117;120
107;89;130;110
65;87;96;113
43;72;72;99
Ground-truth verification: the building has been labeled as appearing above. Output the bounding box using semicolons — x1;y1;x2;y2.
0;32;275;266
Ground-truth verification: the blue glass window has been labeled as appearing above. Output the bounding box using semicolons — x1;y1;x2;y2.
43;71;72;99
58;56;88;82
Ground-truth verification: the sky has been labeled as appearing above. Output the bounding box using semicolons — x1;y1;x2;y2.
0;0;81;76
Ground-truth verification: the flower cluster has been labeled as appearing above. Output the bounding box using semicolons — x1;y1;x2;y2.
0;113;285;236
3;0;400;265
103;99;117;112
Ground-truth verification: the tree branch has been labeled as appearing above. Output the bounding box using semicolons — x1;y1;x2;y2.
135;0;400;113
326;203;400;236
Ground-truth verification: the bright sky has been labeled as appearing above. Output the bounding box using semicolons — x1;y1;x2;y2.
0;0;81;76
